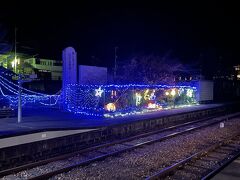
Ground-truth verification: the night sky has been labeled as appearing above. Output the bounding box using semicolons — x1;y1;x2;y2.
0;1;239;72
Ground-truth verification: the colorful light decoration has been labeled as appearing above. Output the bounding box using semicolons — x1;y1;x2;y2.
147;102;161;109
135;92;142;106
144;89;150;100
186;89;193;97
149;90;156;100
105;103;116;112
0;72;198;117
143;89;156;100
62;84;197;117
178;88;184;96
170;89;176;96
111;90;117;98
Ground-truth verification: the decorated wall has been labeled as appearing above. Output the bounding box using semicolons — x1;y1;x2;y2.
64;84;197;117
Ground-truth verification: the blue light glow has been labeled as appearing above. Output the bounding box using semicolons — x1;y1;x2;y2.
63;84;198;117
0;75;60;107
0;73;198;118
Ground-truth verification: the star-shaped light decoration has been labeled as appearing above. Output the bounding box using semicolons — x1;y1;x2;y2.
95;87;104;97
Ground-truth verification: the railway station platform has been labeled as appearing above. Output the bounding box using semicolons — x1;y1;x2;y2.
212;156;240;180
0;104;225;138
0;103;238;171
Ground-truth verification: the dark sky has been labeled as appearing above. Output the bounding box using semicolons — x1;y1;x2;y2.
0;1;239;71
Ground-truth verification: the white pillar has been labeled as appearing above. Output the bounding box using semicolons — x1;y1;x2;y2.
62;47;77;105
17;78;22;123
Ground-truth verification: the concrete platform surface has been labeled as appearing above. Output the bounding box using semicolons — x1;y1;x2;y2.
0;104;223;138
0;129;96;149
212;156;240;180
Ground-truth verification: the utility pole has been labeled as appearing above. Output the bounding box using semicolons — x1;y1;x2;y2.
15;27;22;123
14;27;17;73
114;46;118;80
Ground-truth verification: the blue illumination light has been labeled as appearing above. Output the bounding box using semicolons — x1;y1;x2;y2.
0;73;198;118
63;83;198;117
0;75;60;107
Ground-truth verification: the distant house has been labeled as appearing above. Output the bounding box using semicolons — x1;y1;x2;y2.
234;65;240;80
24;58;62;80
0;53;62;81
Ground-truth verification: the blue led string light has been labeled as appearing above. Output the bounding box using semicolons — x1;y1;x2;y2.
0;75;60;96
0;75;60;107
63;84;198;117
0;73;198;117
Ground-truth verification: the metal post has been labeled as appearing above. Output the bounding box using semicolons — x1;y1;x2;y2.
14;27;17;73
14;27;22;123
18;75;22;123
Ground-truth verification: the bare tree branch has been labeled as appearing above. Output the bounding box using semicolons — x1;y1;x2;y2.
117;54;197;84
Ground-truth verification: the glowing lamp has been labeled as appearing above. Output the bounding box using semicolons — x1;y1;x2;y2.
135;93;142;106
171;89;176;96
11;58;20;68
147;102;160;109
165;91;169;96
11;61;15;68
105;103;116;112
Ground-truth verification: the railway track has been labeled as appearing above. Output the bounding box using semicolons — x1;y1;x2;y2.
146;134;240;180
1;113;240;179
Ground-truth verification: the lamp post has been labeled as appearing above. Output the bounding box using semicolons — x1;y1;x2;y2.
14;27;22;123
